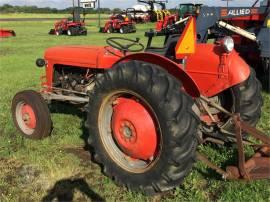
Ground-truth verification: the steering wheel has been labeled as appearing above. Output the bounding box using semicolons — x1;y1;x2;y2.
106;37;145;54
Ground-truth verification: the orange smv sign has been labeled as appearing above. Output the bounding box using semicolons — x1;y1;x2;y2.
175;17;196;59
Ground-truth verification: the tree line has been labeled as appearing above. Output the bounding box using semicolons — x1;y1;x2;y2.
0;4;118;14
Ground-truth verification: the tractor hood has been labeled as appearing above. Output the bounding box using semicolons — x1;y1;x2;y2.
44;45;122;68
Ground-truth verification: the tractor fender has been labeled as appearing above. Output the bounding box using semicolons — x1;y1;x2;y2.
185;44;250;97
113;52;200;97
228;51;251;87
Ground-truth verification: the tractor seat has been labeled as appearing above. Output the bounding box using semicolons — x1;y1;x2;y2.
145;35;180;59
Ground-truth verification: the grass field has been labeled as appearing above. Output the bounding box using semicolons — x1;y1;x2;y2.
0;16;270;202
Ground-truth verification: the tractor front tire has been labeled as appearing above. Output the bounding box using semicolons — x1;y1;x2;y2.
48;29;55;35
86;61;199;194
12;90;52;139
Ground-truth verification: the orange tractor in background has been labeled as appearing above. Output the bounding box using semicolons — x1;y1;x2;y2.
12;17;270;195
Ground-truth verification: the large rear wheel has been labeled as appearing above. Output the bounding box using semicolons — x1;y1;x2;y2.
261;57;269;92
212;68;263;137
86;61;199;194
119;26;127;34
238;69;263;125
67;27;74;36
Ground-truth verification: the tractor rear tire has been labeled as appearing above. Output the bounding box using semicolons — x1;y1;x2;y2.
238;68;263;126
67;27;74;36
262;57;270;92
221;68;263;134
12;90;52;140
82;29;87;36
131;25;136;33
86;61;199;195
119;26;127;34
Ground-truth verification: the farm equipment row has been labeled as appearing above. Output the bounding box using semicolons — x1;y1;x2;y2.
12;14;270;195
100;0;172;34
47;0;171;37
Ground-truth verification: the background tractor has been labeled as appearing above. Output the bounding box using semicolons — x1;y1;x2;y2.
136;0;170;22
100;14;136;34
12;16;269;195
155;3;202;31
178;3;202;18
155;14;178;31
123;8;150;23
49;7;87;36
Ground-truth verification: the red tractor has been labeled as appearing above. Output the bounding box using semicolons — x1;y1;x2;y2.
0;29;16;38
49;7;87;36
12;17;270;195
100;14;136;34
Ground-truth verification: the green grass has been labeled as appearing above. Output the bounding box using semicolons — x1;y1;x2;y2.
0;15;270;202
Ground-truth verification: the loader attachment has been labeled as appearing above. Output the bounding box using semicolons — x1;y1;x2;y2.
197;96;270;181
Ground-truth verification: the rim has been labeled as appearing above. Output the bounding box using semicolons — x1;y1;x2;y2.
15;101;36;135
67;30;71;35
56;31;60;36
98;90;162;173
120;28;124;34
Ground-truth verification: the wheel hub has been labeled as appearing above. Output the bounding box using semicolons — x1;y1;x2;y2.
21;104;36;129
112;98;157;160
119;121;137;143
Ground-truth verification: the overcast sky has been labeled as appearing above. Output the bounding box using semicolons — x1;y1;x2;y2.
0;0;258;9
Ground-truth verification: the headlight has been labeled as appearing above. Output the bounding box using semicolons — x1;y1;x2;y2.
36;58;45;68
222;36;234;53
